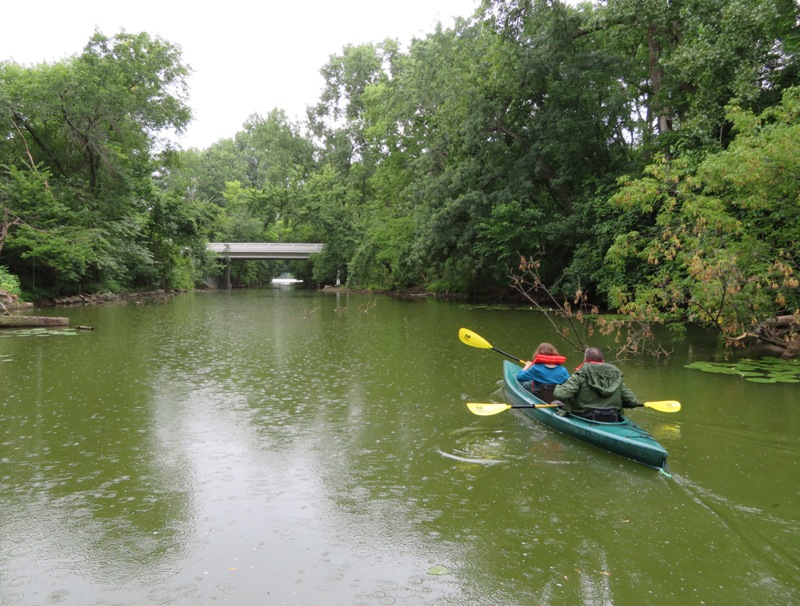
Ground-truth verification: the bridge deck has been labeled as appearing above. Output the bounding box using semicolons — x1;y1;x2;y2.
207;242;324;260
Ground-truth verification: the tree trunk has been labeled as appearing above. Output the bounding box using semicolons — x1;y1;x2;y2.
0;315;69;327
781;334;800;360
647;24;673;137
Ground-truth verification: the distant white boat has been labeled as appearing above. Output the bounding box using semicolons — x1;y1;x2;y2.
271;273;303;285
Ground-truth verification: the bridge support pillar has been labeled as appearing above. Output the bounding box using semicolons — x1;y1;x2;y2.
224;260;232;290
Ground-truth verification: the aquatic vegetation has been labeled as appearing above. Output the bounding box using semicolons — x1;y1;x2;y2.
0;327;80;338
684;358;800;383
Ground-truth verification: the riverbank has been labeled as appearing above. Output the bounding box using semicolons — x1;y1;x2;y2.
0;290;32;311
0;288;196;315
321;283;511;303
35;289;189;307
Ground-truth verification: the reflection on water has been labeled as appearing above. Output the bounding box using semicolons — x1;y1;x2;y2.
0;289;797;605
646;420;683;441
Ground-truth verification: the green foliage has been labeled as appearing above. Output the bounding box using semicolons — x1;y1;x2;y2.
0;265;21;296
300;165;361;285
605;86;800;342
3;1;798;316
0;30;198;295
349;212;416;289
594;0;800;156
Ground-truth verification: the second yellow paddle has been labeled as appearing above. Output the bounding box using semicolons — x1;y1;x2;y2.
458;328;526;365
467;400;681;416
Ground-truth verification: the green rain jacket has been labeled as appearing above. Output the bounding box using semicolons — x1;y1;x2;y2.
553;362;641;414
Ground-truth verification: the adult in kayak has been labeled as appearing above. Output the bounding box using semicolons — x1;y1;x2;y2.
552;347;642;422
515;342;570;402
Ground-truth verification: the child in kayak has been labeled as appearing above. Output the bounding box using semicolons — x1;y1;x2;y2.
516;342;570;402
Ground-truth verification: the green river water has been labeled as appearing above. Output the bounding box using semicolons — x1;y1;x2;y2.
0;288;797;605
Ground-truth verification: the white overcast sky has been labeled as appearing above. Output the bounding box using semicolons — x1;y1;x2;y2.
2;0;479;149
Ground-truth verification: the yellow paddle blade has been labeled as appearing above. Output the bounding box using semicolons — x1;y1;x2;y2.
644;400;681;413
458;328;492;349
466;402;512;416
458;328;526;364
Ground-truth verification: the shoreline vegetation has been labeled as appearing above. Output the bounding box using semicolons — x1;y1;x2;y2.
2;6;799;361
0;288;186;329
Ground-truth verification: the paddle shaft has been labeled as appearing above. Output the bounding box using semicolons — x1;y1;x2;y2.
506;400;680;412
501;402;677;412
466;402;561;416
506;402;678;412
467;398;679;417
490;346;525;365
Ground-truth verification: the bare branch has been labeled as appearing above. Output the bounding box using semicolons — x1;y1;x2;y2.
510;253;671;361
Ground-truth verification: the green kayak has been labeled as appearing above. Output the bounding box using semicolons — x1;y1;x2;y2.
502;360;669;472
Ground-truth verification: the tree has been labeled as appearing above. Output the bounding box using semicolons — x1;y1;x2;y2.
303;43;398;285
235;110;315;190
604;86;800;355
0;30;196;294
593;0;800;155
354;3;640;293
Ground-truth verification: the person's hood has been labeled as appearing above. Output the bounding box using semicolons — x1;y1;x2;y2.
581;363;624;396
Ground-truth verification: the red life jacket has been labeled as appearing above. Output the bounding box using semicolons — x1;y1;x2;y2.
532;354;567;366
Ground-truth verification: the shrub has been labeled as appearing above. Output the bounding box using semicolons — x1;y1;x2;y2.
0;266;22;297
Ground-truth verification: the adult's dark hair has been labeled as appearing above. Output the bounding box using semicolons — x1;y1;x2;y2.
584;347;604;363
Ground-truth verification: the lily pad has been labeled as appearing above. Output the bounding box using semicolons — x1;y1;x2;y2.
684;361;714;370
685;357;800;384
703;366;742;375
427;566;452;576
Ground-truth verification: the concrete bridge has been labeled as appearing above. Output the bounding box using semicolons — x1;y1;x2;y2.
207;242;324;260
206;242;325;289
